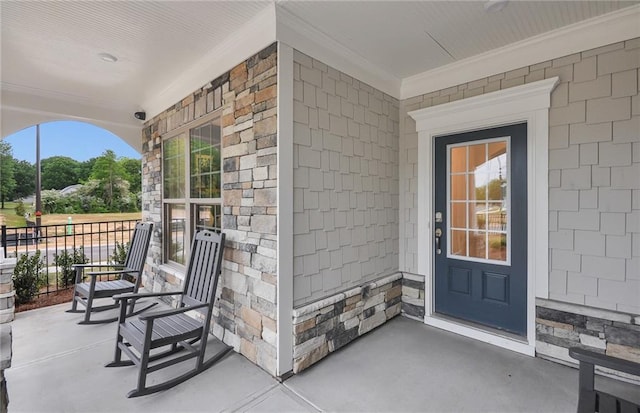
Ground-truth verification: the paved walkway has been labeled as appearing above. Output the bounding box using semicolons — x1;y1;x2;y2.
5;302;639;412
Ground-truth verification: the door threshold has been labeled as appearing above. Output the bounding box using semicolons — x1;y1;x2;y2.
424;313;534;356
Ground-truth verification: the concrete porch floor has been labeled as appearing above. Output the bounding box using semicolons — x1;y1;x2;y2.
5;303;639;413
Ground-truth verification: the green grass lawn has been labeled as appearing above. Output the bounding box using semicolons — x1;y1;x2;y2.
0;202;27;227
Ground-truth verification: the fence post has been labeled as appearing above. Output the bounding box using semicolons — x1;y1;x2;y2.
1;225;6;259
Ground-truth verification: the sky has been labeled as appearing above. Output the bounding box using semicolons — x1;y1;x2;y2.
3;121;140;163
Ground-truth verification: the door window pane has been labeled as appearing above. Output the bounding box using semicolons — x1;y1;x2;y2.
448;138;508;263
450;202;466;228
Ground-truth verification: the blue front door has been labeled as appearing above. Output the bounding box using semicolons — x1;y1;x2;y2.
434;123;527;336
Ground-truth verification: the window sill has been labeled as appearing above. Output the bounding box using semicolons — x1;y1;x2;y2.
158;263;185;281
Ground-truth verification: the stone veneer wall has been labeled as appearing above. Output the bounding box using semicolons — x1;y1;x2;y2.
401;273;425;320
292;50;400;307
140;43;279;375
292;273;402;373
536;300;640;371
399;38;640;364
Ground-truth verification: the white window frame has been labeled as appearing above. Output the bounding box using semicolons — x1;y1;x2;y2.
161;110;222;269
446;136;511;266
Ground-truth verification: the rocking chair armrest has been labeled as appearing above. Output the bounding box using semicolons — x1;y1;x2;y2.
72;264;125;270
569;347;640;376
114;291;184;302
84;269;136;278
139;303;208;321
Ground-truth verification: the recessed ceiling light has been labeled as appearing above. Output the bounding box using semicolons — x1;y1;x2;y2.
98;52;118;63
484;0;509;13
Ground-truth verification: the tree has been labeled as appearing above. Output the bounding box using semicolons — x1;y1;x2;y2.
41;156;79;190
0;141;16;208
90;150;128;209
118;157;142;193
76;157;96;183
475;178;506;201
12;160;36;199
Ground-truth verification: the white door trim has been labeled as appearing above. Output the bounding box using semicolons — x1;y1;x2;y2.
408;77;559;356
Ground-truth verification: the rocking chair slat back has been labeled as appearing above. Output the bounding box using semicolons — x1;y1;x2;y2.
124;222;153;277
182;230;224;308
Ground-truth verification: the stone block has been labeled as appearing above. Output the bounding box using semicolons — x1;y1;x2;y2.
579;333;607;349
574;230;605;256
604;324;640;347
587;96;631;124
251;215;276;235
254;188;277;207
537;307;587;328
581;256;626;280
358;310;386;335
293;342;329;373
569;122;612;144
606;343;640;363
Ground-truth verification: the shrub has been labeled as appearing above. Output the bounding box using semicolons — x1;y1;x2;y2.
14;200;26;217
54;247;89;288
109;241;129;266
13;251;45;304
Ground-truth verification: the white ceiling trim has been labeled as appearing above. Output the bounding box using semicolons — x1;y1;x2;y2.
276;7;401;99
401;5;640;100
142;5;277;119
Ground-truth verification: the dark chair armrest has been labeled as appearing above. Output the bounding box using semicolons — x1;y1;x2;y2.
73;264;125;269
84;269;136;278
569;347;640;377
139;303;208;321
114;291;184;302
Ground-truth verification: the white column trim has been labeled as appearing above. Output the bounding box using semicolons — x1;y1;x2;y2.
276;42;294;377
408;77;558;356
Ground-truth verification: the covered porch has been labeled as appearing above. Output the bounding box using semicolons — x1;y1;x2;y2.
6;303;640;412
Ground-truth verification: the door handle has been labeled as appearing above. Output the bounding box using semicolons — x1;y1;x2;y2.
435;228;442;255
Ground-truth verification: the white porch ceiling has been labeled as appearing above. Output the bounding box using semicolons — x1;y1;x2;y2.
1;1;638;149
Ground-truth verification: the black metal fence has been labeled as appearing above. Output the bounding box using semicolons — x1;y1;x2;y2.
1;219;138;296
